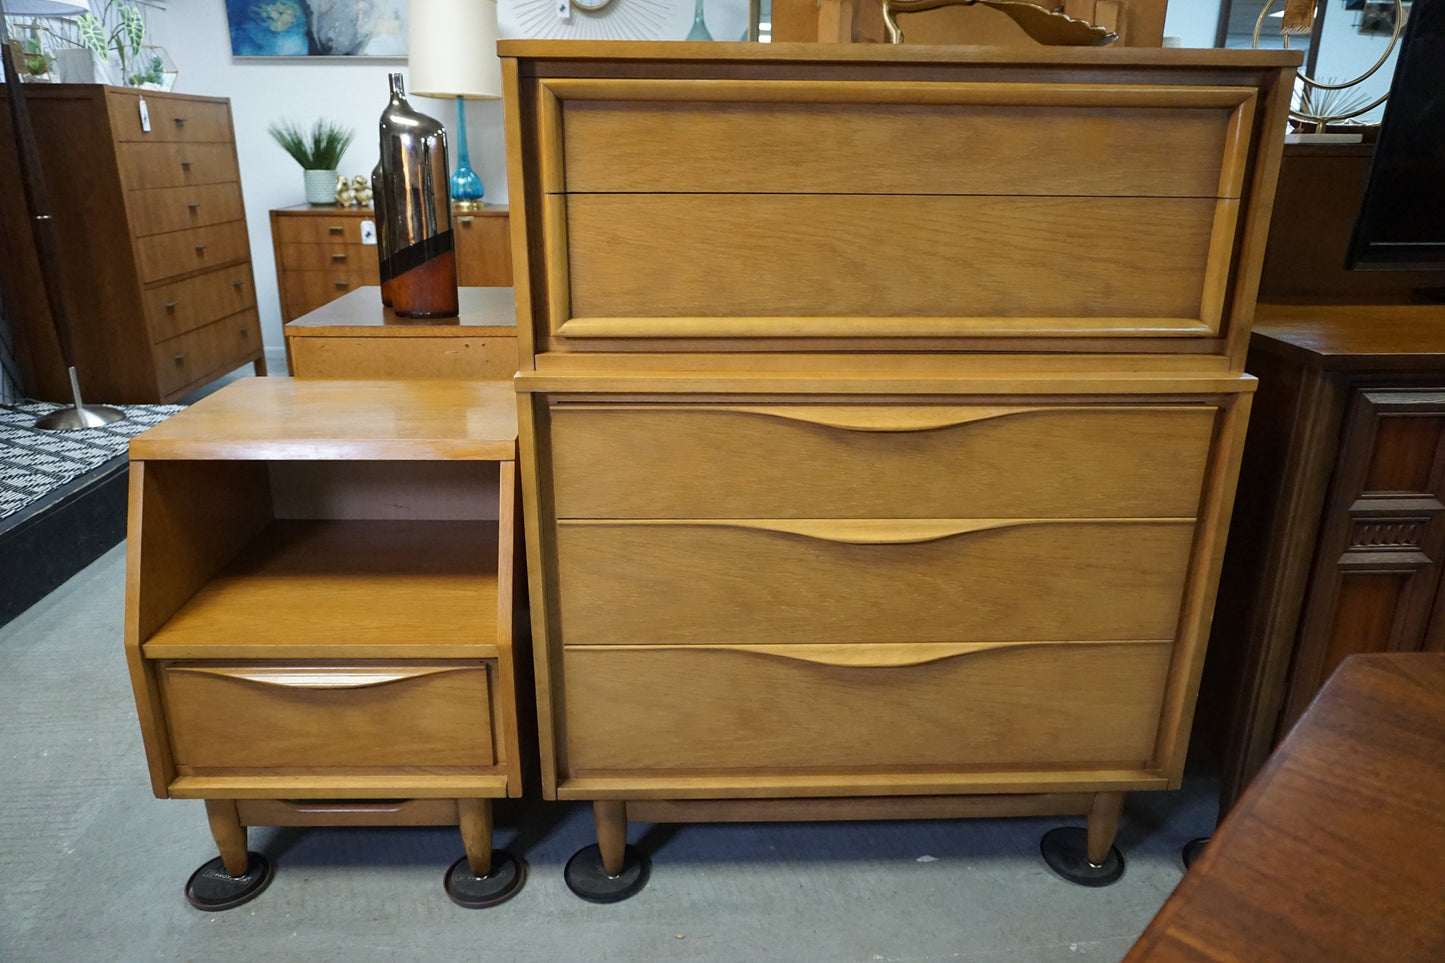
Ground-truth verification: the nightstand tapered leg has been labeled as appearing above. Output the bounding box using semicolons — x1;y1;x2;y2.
205;799;248;876
1040;791;1126;887
596;800;627;876
1087;791;1125;865
458;798;493;878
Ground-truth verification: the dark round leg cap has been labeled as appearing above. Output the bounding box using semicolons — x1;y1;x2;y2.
1182;836;1209;869
1040;827;1125;887
563;843;650;903
185;852;274;911
445;849;528;908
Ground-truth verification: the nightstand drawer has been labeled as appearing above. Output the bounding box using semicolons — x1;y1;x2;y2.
127;182;245;237
550;403;1216;519
144;264;256;342
280;268;381;319
108;91;233;143
117;142;240;190
274;215;371;246
152;310;260;397
159;661;495;769
556;518;1195;646
135;220;250;283
278;242;379;276
562;641;1170;772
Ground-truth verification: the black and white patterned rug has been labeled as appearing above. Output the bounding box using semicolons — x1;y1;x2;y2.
0;402;183;522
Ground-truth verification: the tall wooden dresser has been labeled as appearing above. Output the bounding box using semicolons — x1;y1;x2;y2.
0;85;263;403
502;41;1297;899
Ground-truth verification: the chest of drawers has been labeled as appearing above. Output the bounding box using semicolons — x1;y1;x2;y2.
0;86;263;403
270;203;512;322
503;41;1297;898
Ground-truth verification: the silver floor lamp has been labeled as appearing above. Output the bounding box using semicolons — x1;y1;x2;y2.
1;0;124;430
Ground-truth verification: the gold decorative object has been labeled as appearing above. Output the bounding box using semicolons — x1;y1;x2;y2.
333;174;374;206
883;0;1117;46
1252;0;1405;129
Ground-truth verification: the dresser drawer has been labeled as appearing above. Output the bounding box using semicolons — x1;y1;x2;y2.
135;220;250;283
273;214;372;245
108;90;233;142
127;182;245;238
143;264;256;342
152;310;261;397
279;242;380;278
454;212;513;286
550;403;1216;519
562;642;1170;772
280;269;379;319
555;518;1195;646
117;142;240;191
158;661;494;769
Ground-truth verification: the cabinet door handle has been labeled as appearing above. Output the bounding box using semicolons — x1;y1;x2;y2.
173;353;186;364
334;280;350;289
194;244;207;254
331;252;347;261
327;225;344;234
164;300;178;311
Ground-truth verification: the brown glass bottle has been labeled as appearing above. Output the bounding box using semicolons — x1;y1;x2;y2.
371;162;394;306
378;72;457;318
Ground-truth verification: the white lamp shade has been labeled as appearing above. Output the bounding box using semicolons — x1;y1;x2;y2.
409;0;503;100
1;0;89;15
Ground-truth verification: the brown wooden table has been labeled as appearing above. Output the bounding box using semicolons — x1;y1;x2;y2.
1128;653;1445;961
283;285;518;379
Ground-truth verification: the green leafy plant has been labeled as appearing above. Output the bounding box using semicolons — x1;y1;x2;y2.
267;119;355;171
77;1;146;81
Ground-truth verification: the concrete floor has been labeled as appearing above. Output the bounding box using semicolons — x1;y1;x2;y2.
0;544;1216;962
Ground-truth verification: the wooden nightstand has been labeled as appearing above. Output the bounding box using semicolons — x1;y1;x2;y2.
124;378;530;910
284;286;518;379
270;204;512;322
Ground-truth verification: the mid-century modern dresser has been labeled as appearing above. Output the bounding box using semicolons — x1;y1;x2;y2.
501;40;1298;898
0;86;263;403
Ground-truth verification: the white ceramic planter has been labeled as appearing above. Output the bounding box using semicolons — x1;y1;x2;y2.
304;169;339;205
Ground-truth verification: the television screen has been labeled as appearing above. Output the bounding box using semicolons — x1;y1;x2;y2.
1348;0;1445;270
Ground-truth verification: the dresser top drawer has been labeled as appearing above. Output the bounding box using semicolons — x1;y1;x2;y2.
107;89;233;143
272;211;374;245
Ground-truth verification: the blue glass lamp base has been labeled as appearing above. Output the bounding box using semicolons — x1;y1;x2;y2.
450;95;484;210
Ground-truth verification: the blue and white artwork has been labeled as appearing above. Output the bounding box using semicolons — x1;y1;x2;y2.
226;0;408;57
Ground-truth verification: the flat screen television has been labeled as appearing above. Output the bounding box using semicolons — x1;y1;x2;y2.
1347;0;1445;272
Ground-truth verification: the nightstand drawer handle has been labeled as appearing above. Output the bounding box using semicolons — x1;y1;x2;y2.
187;202;199;211
164;300;178;310
167;665;465;689
331;253;347;261
180;161;192;171
173;353;186;364
237;326;248;335
173;117;186;128
232;281;243;289
643;640;1087;668
194;244;207;254
334;280;350;289
327;225;344;234
458;216;474;225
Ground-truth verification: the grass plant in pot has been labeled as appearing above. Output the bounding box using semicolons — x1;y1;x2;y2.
268;118;355;205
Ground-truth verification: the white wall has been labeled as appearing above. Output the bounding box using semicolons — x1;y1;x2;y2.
1164;0;1222;47
1311;3;1403;124
147;5;507;369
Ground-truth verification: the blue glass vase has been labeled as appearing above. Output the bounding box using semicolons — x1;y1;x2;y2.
686;0;713;40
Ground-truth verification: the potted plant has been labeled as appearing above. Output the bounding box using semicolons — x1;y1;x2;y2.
268;119;355;205
76;1;145;86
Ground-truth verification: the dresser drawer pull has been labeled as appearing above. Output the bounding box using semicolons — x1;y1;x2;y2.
564;517;1192;546
334;280;350;289
173;117;186;128
237;326;249;335
187;202;199;211
180;161;192;171
331;253;348;261
166;665;462;689
232;280;243;289
164;300;178;311
327;225;344;234
173;353;186;364
458;216;474;225
578;640;1167;669
194;244;207;254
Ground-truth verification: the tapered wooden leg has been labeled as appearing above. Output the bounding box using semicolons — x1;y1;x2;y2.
205;798;249;876
1087;792;1125;867
458;799;493;878
595;800;627;877
253;356;268;377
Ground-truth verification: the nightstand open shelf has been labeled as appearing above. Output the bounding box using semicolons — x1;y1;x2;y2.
124;379;529;910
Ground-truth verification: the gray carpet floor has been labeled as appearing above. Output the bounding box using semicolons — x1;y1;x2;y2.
0;543;1216;962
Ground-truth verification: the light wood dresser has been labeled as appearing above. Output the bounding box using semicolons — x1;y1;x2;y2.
501;41;1298;899
270;203;512;322
0;86;263;403
125;378;531;909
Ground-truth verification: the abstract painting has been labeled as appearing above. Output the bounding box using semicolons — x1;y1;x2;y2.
226;0;408;57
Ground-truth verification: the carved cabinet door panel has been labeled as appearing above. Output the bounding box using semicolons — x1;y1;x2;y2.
1282;387;1445;730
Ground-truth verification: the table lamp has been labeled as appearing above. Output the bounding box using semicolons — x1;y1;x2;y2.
408;0;503;210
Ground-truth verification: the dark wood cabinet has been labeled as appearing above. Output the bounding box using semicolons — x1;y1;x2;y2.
1206;304;1445;811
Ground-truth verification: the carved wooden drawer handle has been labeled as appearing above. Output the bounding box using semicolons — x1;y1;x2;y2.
167;665;467;689
561;517;1194;546
579;639;1168;669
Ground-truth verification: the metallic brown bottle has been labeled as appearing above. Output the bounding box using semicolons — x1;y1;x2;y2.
371;161;394;306
378;72;457;318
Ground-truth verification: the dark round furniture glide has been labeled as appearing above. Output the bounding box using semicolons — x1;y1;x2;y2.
184;852;274;911
563;843;651;903
1181;836;1210;869
1040;827;1125;887
444;849;528;908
